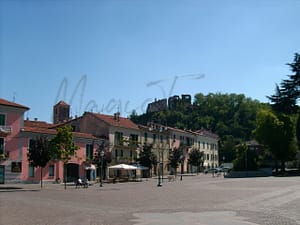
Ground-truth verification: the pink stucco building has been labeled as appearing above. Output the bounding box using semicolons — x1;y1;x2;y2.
0;99;99;184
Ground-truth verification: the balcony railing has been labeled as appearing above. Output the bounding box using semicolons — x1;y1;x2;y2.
0;126;12;135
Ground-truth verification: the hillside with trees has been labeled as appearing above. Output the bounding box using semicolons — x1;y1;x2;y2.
131;93;268;163
131;53;299;170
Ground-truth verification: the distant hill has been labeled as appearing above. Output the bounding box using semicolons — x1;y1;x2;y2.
130;92;269;162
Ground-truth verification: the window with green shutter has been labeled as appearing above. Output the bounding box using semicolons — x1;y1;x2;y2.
0;114;5;126
0;138;4;155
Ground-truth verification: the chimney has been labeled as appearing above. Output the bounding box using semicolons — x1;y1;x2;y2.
114;112;120;121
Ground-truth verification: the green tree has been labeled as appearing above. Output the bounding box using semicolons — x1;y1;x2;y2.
27;136;51;188
219;135;239;163
254;110;297;173
93;142;112;180
233;144;258;171
297;111;300;151
268;53;300;114
168;147;183;175
188;148;204;174
49;126;79;189
137;144;157;177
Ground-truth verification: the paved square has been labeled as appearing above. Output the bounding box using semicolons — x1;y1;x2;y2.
1;175;300;225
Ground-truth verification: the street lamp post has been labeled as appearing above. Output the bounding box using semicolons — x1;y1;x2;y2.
98;142;105;187
212;147;215;178
180;154;184;181
222;156;226;176
245;147;248;177
100;149;104;187
157;149;162;187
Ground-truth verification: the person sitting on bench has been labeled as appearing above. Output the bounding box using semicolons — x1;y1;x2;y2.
82;177;89;188
76;178;83;188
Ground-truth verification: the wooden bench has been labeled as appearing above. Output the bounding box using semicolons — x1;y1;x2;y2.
75;179;88;188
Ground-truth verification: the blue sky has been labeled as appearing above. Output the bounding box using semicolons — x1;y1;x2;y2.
1;0;299;123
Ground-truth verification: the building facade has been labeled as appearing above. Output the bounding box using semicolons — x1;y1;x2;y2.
0;98;219;184
0;99;98;184
139;122;219;176
0;99;29;183
65;112;141;178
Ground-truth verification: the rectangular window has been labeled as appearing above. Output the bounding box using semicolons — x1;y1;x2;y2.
28;165;35;177
207;154;209;160
86;144;93;160
129;134;138;146
120;149;124;157
49;165;54;177
11;162;22;173
115;132;123;145
153;134;156;143
0;114;5;126
186;137;191;146
0;138;4;155
115;149;118;158
29;139;36;153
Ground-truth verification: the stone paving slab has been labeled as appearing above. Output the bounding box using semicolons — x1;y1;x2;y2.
1;175;300;225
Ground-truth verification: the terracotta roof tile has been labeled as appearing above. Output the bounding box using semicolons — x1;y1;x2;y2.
23;121;96;139
22;126;57;135
0;98;29;110
24;120;52;128
88;112;139;130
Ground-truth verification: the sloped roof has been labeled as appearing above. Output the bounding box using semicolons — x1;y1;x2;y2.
0;98;29;110
195;128;219;139
23;120;96;139
87;112;139;130
22;126;57;135
48;115;83;129
168;126;193;135
139;123;219;139
24;120;52;128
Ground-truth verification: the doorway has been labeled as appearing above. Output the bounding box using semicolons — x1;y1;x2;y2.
66;163;79;182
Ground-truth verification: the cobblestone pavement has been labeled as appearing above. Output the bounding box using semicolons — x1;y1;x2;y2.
1;175;300;225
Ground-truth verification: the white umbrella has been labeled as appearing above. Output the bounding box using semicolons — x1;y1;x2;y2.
108;164;138;170
133;164;149;170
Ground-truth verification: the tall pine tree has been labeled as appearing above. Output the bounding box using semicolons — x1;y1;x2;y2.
268;53;300;114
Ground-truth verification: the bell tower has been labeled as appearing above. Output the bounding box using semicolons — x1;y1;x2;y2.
53;101;70;124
